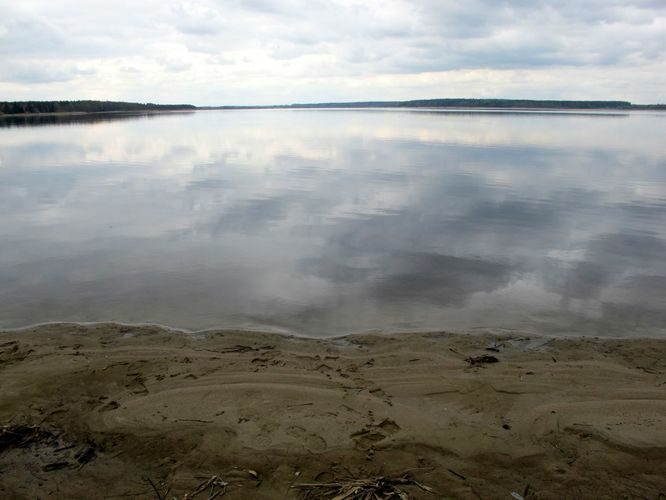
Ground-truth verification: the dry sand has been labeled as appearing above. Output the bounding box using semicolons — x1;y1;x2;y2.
1;323;664;499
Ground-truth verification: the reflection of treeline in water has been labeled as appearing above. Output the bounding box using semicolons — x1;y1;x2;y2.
0;100;196;115
0;111;195;128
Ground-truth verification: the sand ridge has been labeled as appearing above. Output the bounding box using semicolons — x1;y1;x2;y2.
1;323;665;498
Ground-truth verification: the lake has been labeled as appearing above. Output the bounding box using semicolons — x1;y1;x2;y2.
1;109;664;336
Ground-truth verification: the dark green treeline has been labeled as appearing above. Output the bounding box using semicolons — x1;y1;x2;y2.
0;100;196;115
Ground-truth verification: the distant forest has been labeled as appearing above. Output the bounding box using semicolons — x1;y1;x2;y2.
2;98;664;116
210;98;665;110
287;98;636;109
0;100;196;115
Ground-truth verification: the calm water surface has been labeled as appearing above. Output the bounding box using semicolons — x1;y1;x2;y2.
1;109;665;336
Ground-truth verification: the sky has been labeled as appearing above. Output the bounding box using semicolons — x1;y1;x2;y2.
1;0;665;106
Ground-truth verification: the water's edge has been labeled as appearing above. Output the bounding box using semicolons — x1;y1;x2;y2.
3;320;664;341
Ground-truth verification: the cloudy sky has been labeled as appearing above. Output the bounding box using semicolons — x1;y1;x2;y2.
1;0;665;105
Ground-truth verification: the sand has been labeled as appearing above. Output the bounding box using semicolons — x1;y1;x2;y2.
0;323;664;499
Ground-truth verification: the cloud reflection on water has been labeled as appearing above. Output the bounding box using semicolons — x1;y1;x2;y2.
0;110;664;336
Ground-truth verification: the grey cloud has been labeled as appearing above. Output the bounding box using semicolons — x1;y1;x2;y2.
159;60;192;73
2;0;666;103
622;274;666;296
388;44;576;75
231;0;327;17
169;2;225;35
383;0;666;72
270;42;329;61
187;41;225;56
0;62;94;84
0;4;138;60
176;25;219;36
0;8;65;56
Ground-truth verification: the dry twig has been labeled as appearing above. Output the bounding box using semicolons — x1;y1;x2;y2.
294;473;434;499
148;475;228;500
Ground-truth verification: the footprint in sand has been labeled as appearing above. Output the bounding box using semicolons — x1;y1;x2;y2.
255;422;279;447
216;427;238;447
375;418;400;433
350;428;387;449
286;425;327;452
350;418;401;449
124;373;148;395
285;425;306;437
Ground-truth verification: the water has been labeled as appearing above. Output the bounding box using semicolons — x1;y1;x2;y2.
1;109;665;336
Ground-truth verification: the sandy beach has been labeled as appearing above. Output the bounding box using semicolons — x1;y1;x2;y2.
1;323;664;499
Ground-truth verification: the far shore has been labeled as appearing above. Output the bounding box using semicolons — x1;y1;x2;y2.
1;107;659;119
1;322;664;499
0;109;196;119
2;96;665;120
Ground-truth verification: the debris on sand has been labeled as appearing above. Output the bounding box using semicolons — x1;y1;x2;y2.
218;344;275;354
146;474;229;500
485;342;505;353
0;424;53;452
465;355;499;366
294;473;433;499
0;424;99;472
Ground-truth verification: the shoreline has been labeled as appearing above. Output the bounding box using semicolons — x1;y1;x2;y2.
1;322;664;498
2;106;665;120
3;319;666;341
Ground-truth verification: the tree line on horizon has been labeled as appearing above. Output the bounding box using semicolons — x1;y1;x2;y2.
0;100;196;115
2;98;664;115
287;98;635;109
207;98;665;110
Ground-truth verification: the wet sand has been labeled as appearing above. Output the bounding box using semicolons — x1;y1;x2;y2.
1;323;665;499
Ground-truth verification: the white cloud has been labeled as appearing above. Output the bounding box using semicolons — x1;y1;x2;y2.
0;0;664;104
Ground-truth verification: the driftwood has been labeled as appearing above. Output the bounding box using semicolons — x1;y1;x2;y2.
217;344;275;354
0;424;54;452
146;474;231;500
465;355;499;366
187;475;228;499
294;473;434;499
